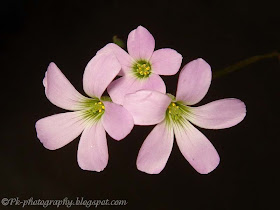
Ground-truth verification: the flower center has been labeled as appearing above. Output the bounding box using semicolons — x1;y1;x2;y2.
132;60;152;79
167;102;184;122
165;100;190;126
80;98;105;123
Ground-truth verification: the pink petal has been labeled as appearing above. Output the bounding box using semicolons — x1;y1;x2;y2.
77;122;108;172
35;112;85;150
174;121;220;174
188;98;246;129
98;43;134;76
44;62;86;110
123;90;171;125
127;26;155;60
83;51;121;98
141;74;166;93
137;121;174;174
176;58;212;105
102;101;134;141
43;71;48;87
107;74;166;105
150;48;182;75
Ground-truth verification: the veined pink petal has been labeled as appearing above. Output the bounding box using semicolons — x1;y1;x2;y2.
35;112;85;150
123;90;171;125
107;74;166;105
44;62;86;111
98;43;134;76
127;26;155;60
150;48;182;75
176;58;212;105
83;51;121;98
174;121;220;174
137;121;174;174
188;98;246;129
77;122;108;172
102;101;134;141
141;74;166;93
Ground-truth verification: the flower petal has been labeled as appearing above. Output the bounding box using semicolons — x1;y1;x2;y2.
77;122;108;172
35;112;85;150
44;62;86;110
102;101;134;141
137;121;174;174
127;26;155;60
188;99;246;129
150;48;182;75
107;76;134;105
83;50;121;98
123;90;171;125
174;121;220;174
107;74;166;105
98;43;134;76
176;58;212;105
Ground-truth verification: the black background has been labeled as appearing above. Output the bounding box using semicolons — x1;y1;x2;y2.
1;0;279;209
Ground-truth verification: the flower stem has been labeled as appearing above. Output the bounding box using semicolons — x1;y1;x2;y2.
213;51;279;79
113;35;125;48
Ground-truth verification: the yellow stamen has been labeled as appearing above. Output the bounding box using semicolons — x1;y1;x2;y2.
102;106;105;109
172;103;176;106
146;66;150;70
98;109;102;113
98;102;102;104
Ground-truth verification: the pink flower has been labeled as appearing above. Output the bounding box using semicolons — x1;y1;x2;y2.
35;48;134;172
123;58;246;174
104;26;183;105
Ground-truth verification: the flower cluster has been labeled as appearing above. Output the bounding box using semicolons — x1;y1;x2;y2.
36;26;246;174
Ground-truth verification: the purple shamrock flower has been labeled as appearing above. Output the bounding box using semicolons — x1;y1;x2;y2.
35;47;134;172
123;58;246;174
103;25;182;105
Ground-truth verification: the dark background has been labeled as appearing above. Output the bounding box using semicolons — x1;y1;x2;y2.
1;0;279;209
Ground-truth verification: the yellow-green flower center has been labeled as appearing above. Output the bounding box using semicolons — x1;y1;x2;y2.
167;102;182;122
165;95;191;126
80;98;106;123
132;60;152;79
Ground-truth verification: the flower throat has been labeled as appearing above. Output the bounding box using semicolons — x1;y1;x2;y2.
81;98;105;123
165;97;191;126
132;60;152;79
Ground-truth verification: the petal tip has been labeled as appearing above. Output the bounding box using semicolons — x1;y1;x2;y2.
192;58;210;67
43;71;48;88
127;25;155;60
197;156;220;174
226;98;247;126
78;162;106;172
196;58;206;62
47;62;58;71
136;162;161;175
137;25;146;30
35;120;60;151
